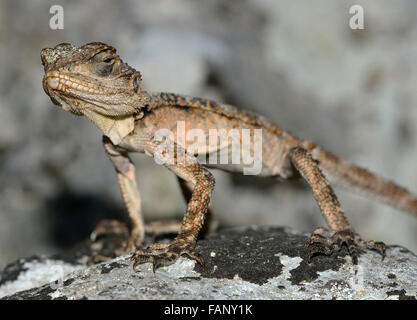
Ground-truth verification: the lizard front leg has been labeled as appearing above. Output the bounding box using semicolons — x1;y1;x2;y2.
102;136;145;251
289;147;386;263
131;155;215;272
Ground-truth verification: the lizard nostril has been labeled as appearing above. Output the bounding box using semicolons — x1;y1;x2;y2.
47;77;59;89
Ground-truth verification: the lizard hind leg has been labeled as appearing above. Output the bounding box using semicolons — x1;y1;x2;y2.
177;176;218;237
289;147;386;263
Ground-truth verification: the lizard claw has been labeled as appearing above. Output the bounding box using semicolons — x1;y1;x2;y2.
130;241;203;272
183;251;205;266
306;227;386;264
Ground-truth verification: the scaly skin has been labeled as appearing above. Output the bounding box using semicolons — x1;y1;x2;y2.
41;42;417;270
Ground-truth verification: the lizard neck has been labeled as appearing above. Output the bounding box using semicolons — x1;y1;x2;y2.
83;109;135;145
82;91;156;145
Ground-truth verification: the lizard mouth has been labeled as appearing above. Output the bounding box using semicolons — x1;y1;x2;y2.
43;70;140;117
43;71;109;115
44;71;102;95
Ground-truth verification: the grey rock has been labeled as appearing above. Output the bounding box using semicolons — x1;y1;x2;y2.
1;226;416;300
0;0;416;268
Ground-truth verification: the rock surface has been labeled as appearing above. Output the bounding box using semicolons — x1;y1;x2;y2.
1;226;416;300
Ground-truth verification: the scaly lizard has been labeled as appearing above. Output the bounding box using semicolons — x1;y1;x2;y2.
41;42;417;271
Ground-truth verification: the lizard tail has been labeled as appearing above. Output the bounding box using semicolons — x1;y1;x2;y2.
300;141;417;218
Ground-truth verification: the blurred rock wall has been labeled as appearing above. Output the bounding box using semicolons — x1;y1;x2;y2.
0;0;416;265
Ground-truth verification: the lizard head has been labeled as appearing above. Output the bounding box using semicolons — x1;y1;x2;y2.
41;42;143;117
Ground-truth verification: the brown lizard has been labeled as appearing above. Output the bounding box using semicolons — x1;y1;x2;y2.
40;42;417;271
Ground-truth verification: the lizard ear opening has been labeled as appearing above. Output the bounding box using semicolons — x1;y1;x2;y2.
131;73;142;94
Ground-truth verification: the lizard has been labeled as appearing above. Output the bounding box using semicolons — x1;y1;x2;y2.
40;42;417;271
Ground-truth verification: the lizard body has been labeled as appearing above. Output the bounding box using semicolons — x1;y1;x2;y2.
41;42;417;270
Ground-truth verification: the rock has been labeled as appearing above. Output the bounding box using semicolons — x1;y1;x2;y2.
1;226;416;300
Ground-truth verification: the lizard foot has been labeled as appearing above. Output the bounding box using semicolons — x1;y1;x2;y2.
87;220;130;265
90;219;130;242
306;227;386;264
90;219;146;252
130;240;204;272
87;220;143;265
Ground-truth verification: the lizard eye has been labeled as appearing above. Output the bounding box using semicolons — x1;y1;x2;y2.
92;51;116;76
103;57;115;64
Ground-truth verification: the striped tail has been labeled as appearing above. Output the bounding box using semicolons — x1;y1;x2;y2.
301;140;417;218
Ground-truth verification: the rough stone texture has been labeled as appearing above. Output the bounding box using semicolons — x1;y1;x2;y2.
0;0;417;267
1;226;416;300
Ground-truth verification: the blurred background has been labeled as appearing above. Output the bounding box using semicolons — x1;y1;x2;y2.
0;0;416;267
